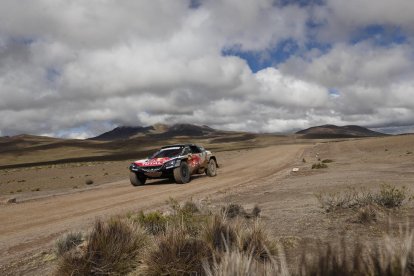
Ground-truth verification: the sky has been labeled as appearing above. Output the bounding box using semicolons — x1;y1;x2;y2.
1;0;414;138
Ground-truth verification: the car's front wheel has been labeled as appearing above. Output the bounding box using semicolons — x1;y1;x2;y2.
130;172;146;186
206;159;217;177
173;162;190;184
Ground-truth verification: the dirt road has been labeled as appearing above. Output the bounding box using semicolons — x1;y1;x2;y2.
0;144;307;274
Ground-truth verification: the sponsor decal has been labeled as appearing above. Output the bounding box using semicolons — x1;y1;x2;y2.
135;157;171;167
189;154;201;167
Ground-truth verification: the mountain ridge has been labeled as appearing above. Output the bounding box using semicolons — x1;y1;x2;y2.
90;123;224;141
296;124;387;139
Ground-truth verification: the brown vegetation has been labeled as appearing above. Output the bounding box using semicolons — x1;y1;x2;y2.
54;199;414;275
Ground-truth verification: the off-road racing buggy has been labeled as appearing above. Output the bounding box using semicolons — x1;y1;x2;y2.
129;144;218;186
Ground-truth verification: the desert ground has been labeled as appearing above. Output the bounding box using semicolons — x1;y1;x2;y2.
0;135;413;275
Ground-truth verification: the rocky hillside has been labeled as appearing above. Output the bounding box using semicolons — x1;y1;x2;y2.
296;124;387;139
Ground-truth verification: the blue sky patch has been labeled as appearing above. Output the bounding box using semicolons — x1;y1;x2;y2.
222;39;300;72
351;25;408;46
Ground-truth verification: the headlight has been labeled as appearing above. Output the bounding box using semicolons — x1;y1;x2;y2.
164;159;180;168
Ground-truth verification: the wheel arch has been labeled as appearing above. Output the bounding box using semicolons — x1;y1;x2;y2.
209;156;219;168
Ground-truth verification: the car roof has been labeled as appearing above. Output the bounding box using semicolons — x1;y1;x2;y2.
161;144;199;149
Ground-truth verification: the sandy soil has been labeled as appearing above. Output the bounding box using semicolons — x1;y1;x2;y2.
0;135;413;275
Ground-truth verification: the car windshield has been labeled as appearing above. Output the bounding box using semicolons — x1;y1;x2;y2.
151;147;182;158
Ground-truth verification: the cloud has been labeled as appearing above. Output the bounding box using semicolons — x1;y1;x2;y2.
314;0;414;42
280;42;414;127
0;0;414;137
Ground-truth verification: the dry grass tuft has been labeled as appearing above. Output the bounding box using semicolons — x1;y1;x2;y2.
299;228;414;276
204;249;289;276
140;228;212;276
222;203;247;219
322;159;334;163
56;218;148;276
316;184;409;213
182;200;200;214
299;241;361;276
202;214;238;252
55;232;83;257
375;184;407;208
252;205;261;218
135;210;167;235
239;221;278;261
312;162;328;169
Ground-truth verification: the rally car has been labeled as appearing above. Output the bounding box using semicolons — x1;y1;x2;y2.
129;144;218;186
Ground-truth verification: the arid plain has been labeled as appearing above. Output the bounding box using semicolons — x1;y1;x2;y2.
0;133;413;275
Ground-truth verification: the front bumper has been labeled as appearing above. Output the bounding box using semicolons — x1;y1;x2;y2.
129;159;181;178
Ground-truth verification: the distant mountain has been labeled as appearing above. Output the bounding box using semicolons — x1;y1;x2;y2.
91;126;154;141
90;123;221;141
296;124;388;139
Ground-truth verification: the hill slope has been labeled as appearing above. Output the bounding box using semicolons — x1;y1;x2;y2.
90;123;222;140
296;124;387;139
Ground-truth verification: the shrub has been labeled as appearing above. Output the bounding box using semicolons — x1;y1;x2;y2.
140;229;212;276
238;221;277;261
202;215;238;252
203;249;287;276
55;232;83;257
168;199;207;236
56;218;148;276
135;211;168;235
368;229;414;275
85;179;94;185
182;200;200;214
312;162;328;169
299;229;414;276
222;203;247;219
322;159;333;163
316;185;408;213
299;241;363;275
315;188;374;212
355;205;378;224
251;205;261;218
374;184;407;208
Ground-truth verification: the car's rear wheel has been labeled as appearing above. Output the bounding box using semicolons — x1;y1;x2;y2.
206;159;217;177
130;172;146;186
173;162;190;184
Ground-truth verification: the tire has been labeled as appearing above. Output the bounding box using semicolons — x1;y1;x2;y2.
173;162;190;184
130;172;146;186
206;159;217;177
